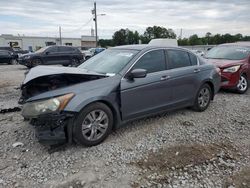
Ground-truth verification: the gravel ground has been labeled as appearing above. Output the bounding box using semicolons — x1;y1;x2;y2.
0;64;249;188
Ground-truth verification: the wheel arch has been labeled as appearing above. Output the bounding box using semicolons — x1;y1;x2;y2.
31;57;44;65
200;79;215;100
68;98;121;144
73;97;122;129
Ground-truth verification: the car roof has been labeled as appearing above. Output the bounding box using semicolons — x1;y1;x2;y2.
220;42;250;48
111;44;187;51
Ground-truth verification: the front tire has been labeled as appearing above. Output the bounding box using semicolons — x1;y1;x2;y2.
73;102;113;147
31;59;42;67
236;74;248;94
192;84;212;112
70;58;79;67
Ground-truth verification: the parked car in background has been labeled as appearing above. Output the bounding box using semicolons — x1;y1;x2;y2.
13;47;30;56
18;46;84;68
20;45;221;146
205;43;250;93
83;47;106;60
81;48;93;60
0;50;18;64
0;46;18;60
191;50;205;57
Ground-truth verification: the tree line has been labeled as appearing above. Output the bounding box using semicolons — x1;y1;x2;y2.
98;26;250;47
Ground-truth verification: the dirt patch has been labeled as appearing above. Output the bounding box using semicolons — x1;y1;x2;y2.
135;143;238;171
224;168;250;188
131;142;240;186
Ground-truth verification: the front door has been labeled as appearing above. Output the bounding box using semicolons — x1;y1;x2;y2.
120;49;172;120
43;46;59;64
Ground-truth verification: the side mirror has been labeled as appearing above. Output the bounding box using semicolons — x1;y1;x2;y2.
45;51;50;55
128;69;147;79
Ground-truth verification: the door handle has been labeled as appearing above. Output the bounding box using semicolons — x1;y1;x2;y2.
194;68;201;73
161;75;171;81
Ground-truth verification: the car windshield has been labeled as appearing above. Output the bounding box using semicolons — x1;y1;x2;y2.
35;46;50;53
78;49;138;75
205;46;250;60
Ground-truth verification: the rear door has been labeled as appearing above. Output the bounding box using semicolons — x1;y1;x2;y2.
165;49;201;105
57;46;72;65
120;49;172;120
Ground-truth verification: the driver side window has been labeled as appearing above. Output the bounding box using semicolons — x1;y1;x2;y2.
132;50;166;74
47;46;58;53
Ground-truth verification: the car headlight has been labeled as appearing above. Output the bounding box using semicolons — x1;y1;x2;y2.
222;65;241;73
22;93;74;118
24;55;31;59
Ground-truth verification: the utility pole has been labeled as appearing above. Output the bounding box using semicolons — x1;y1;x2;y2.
59;26;62;45
179;28;183;40
93;2;98;47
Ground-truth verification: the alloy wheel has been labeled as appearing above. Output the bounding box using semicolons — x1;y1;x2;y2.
198;88;210;108
237;75;247;92
81;110;109;141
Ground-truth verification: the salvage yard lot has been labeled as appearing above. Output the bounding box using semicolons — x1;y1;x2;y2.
0;65;250;188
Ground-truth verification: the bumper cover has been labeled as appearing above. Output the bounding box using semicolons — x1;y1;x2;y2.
30;112;74;145
220;71;240;89
18;59;31;66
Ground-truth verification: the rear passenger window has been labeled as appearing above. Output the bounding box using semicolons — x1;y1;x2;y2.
189;53;198;66
59;46;70;52
133;50;166;74
167;50;191;69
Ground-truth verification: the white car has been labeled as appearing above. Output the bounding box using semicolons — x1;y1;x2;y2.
191;50;205;57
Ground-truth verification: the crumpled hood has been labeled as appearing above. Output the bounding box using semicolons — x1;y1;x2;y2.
23;65;104;85
205;58;245;68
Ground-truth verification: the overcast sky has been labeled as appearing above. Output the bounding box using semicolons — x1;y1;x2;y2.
0;0;249;39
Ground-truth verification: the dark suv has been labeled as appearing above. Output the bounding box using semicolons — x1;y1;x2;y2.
19;46;84;68
0;46;18;59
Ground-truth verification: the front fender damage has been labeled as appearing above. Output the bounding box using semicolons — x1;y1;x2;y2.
30;112;76;145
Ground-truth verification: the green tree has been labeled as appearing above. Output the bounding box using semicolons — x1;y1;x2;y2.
205;32;212;44
112;29;127;46
178;38;189;46
112;29;140;46
99;39;114;47
141;26;177;44
189;34;202;45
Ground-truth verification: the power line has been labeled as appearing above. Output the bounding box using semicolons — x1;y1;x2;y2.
62;17;93;33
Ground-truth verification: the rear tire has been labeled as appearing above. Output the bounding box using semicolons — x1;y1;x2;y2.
236;74;248;94
192;84;212;112
73;102;113;147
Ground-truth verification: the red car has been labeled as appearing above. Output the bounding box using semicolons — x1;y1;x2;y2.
205;42;250;93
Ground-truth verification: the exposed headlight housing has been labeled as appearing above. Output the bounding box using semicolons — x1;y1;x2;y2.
222;65;241;73
22;93;74;118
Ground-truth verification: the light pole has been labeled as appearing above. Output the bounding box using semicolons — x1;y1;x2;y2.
92;2;106;47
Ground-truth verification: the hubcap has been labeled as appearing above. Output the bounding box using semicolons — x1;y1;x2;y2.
81;110;109;141
198;88;210;108
237;75;247;91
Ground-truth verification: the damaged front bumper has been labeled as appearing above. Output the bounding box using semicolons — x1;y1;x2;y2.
29;112;75;145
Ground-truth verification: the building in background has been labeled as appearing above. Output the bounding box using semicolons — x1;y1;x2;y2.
0;34;96;51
